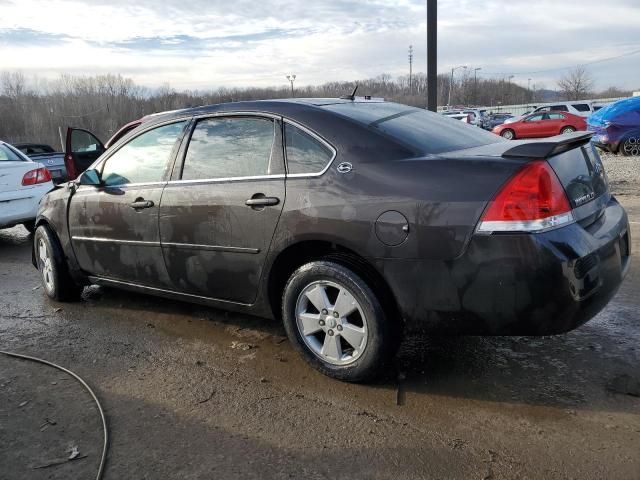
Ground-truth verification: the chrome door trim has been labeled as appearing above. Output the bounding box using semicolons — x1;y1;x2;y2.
167;174;285;186
162;242;260;254
72;236;160;247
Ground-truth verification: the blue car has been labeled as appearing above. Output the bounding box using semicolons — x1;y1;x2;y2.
588;96;640;156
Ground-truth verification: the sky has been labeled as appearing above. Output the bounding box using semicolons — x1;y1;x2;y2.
0;0;639;92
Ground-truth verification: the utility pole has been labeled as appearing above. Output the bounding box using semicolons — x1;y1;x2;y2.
408;45;413;95
426;0;437;111
286;74;296;97
527;77;532;103
448;65;466;108
473;67;481;105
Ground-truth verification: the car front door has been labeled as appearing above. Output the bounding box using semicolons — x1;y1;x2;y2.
65;128;106;180
519;113;546;137
68;120;189;287
159;114;285;304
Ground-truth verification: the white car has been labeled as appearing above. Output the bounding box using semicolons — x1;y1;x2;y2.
0;141;54;233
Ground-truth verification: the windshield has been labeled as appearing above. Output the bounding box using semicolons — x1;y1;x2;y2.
322;102;504;154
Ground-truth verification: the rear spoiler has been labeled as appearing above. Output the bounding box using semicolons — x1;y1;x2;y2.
502;131;593;159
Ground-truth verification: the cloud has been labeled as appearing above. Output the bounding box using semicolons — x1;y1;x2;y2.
0;0;638;91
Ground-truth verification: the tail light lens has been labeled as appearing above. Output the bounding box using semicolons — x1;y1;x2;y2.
477;160;574;233
22;167;52;186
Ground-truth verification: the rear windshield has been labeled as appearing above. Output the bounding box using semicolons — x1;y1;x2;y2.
0;144;26;161
322;102;503;154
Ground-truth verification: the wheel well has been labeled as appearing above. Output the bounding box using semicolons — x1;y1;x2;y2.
267;241;401;325
502;128;515;138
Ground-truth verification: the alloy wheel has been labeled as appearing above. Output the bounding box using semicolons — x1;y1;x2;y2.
38;238;54;292
622;136;640;156
295;280;368;366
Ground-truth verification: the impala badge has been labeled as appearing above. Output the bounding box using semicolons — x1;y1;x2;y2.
337;162;353;174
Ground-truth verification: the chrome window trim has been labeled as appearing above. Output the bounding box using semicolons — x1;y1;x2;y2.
78;181;167;189
167;174;285;185
282;118;337;178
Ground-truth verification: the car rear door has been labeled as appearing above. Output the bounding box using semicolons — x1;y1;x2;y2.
65;128;106;180
68;120;189;287
159;114;285;304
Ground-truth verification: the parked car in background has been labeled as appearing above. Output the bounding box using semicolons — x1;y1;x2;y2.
588;96;640;156
530;101;594;117
493;111;587;139
32;98;629;382
482;113;514;130
446;113;472;123
441;108;486;127
0;141;53;232
14;143;67;184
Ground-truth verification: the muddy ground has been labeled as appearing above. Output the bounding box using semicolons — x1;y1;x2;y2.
1;156;639;479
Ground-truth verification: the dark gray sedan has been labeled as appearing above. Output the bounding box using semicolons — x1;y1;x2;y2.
32;98;630;381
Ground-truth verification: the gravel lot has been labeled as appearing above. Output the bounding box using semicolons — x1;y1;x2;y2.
1;149;639;479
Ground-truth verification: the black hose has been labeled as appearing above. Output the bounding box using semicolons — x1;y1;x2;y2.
0;350;108;480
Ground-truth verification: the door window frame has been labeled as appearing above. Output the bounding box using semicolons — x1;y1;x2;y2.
169;112;288;184
91;117;192;187
282;118;337;178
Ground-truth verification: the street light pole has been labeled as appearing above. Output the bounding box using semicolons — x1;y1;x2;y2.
426;0;437;112
527;77;532;102
473;67;481;105
286;74;296;97
447;65;466;108
507;74;514;104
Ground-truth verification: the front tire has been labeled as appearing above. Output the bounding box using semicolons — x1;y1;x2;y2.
281;261;393;382
501;129;515;140
561;126;576;134
620;134;640;156
34;225;83;301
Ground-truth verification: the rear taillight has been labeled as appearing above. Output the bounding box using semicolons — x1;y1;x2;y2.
22;167;52;186
477;160;574;233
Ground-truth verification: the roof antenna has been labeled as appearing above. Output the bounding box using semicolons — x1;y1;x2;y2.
340;84;358;101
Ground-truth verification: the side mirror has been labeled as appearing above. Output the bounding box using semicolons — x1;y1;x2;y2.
78;169;101;186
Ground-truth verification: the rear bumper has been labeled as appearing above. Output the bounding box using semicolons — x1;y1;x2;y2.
374;197;630;335
0;184;52;228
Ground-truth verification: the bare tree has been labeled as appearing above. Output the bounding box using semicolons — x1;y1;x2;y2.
557;65;594;101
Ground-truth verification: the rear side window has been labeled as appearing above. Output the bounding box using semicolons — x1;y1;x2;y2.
548;113;565;120
550;105;569;112
323;102;502;154
572;104;591;112
285;123;334;174
0;144;26;161
182;117;275;180
101;121;187;186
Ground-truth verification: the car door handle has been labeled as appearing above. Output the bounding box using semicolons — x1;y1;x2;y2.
129;199;155;210
245;196;279;207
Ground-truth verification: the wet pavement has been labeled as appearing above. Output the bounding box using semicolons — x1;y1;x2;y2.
1;198;639;479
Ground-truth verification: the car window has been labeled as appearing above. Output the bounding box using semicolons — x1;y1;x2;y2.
323;102;503;154
571;104;591;112
101;121;187;186
285;123;334;174
550;105;569;112
0;144;26;161
548;113;565;120
182;117;274;180
527;114;545;121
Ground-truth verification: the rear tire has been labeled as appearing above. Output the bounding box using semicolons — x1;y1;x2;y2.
34;225;83;301
281;261;394;382
561;126;576;134
501;129;515;140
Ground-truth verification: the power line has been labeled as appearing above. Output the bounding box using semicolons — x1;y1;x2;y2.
481;47;640;76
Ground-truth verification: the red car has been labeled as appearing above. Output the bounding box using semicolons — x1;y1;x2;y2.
493;112;587;140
